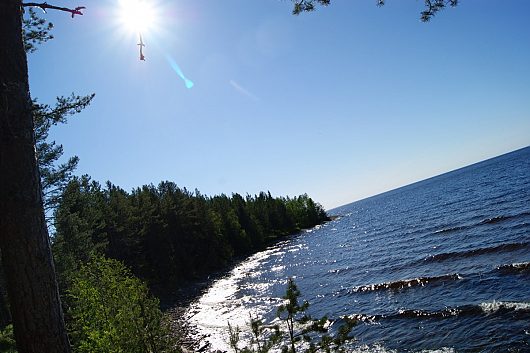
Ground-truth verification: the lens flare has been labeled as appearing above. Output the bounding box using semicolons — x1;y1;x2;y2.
165;54;194;89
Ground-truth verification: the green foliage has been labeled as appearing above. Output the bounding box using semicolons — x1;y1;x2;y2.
67;257;177;353
0;325;16;353
229;279;356;353
277;278;311;353
228;317;281;353
34;94;95;224
52;176;109;290
53;179;329;289
0;7;94;339
419;0;459;22
292;0;330;15
22;7;54;53
22;0;94;224
0;254;10;331
21;0;94;225
291;0;458;21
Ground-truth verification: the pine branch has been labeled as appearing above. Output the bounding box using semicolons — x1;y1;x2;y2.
22;2;85;18
292;0;459;21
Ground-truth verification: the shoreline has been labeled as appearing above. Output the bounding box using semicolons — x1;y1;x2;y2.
162;261;246;353
162;219;336;352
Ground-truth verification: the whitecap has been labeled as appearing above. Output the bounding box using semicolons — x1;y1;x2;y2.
479;301;530;313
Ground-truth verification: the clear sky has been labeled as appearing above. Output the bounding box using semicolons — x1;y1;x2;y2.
28;0;530;210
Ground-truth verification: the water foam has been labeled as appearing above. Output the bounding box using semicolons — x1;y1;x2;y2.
425;242;528;262
496;261;530;273
335;344;455;353
479;301;530;314
347;344;396;353
352;273;462;293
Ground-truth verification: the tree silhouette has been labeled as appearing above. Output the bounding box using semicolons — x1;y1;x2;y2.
292;0;459;21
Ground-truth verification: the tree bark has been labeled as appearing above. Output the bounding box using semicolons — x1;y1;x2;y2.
0;1;71;352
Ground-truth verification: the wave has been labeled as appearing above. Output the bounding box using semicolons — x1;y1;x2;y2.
480;215;511;225
424;242;529;262
479;301;530;313
433;225;467;235
404;301;523;319
351;274;462;293
496;261;530;273
323;343;455;353
345;301;530;323
511;222;530;230
339;343;396;353
432;211;530;236
479;211;530;225
385;307;477;320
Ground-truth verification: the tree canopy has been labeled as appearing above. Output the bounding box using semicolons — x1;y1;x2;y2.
292;0;459;21
52;177;329;290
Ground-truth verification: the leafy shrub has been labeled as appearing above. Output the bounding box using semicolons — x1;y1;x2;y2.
67;257;178;353
0;324;16;353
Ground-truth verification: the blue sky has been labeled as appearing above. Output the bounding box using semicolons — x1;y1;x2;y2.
28;0;530;209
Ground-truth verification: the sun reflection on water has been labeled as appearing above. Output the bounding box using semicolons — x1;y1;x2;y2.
185;244;290;350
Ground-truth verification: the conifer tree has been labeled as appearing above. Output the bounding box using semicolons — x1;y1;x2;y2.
0;2;85;351
34;94;94;223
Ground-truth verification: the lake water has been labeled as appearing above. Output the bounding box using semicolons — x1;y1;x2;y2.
184;146;530;352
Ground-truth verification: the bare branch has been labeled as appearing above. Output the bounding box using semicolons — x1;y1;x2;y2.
22;2;85;18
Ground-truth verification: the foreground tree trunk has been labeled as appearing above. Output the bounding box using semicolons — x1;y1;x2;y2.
0;258;11;328
0;1;71;352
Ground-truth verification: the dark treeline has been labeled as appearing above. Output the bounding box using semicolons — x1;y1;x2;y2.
52;176;329;290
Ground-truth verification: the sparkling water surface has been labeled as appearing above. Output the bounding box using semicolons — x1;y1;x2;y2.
184;147;530;352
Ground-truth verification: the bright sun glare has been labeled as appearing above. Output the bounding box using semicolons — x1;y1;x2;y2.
118;0;157;33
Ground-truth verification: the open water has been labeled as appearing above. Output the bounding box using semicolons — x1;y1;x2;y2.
184;147;530;352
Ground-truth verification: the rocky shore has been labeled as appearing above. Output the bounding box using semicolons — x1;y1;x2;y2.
159;272;232;353
160;220;337;353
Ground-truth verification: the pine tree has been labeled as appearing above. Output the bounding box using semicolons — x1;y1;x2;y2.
0;1;72;350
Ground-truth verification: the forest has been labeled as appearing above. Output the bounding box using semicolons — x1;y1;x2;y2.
52;177;329;290
1;175;329;352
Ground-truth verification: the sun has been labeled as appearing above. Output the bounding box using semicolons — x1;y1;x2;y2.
118;0;157;33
